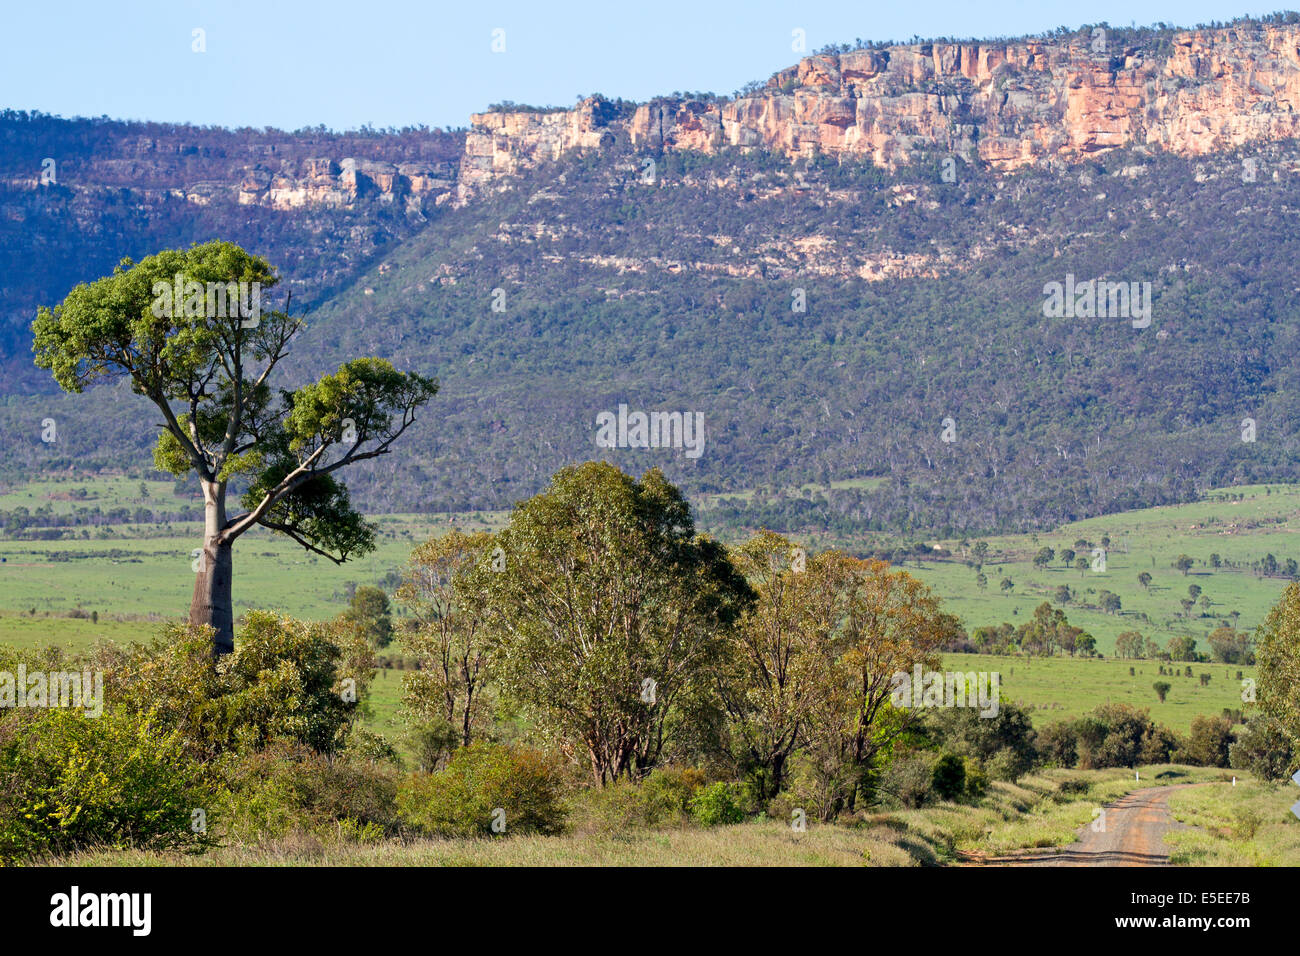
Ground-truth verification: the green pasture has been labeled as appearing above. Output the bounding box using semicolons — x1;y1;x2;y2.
908;484;1300;655
941;652;1254;734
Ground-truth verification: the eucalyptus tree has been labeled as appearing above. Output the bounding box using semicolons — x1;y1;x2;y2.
33;241;437;654
470;462;753;785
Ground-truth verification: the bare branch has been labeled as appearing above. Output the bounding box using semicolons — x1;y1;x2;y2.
256;519;349;564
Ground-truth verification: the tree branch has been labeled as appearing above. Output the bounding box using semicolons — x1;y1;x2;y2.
256;519;349;564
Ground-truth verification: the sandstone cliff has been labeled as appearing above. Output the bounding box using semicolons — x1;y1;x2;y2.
459;22;1300;195
0;120;462;215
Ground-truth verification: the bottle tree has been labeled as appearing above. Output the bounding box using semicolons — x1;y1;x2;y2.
32;241;437;654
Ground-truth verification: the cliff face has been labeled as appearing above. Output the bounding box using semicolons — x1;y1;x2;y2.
235;157;456;212
0;120;462;214
460;23;1300;194
13;23;1298;211
0;118;465;376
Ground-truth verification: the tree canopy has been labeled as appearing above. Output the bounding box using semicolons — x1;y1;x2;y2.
32;241;437;652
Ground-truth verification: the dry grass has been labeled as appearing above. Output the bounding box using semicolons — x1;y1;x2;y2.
49;764;1249;867
55;820;915;867
1165;775;1300;865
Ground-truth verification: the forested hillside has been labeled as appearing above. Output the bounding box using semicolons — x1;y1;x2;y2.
6;18;1300;534
0;110;463;386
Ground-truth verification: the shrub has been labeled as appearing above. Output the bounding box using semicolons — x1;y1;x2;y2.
0;707;209;864
573;766;707;832
688;781;748;826
1139;724;1181;765
986;748;1028;782
1229;715;1295;781
926;700;1038;781
109;612;374;759
931;754;966;801
397;742;567;837
642;766;708;819
341;727;401;765
1180;715;1233;767
1037;722;1078;767
879;754;934;809
1074;704;1178;769
214;741;400;844
963;757;988;797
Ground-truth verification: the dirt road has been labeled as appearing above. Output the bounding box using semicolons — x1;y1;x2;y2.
975;784;1205;867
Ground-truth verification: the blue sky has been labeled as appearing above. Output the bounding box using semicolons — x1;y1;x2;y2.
1;1;1289;131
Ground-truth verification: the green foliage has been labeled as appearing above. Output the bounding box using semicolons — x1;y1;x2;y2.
340;586;393;649
1229;715;1294;781
470;462;753;785
0;616;388;863
213;740;399;844
1073;703;1179;769
32;242;277;395
1180;715;1233;768
719;530;842;801
962;757;988;797
1036;721;1078;767
1207;626;1253;664
1255;580;1300;768
397;529;497;756
397;742;567;837
926;698;1038;782
0;707;209;864
575;766;707;831
110;611;373;758
1166;635;1198;661
879;753;934;809
931;754;966;801
688;781;748;826
29;240;437;653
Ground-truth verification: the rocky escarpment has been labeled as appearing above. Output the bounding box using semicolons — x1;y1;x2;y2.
0;117;463;214
459;22;1300;196
0;116;465;377
231;156;456;212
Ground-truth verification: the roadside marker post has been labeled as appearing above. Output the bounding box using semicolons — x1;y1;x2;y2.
1292;770;1300;822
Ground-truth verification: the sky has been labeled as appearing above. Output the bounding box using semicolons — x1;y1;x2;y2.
0;1;1289;131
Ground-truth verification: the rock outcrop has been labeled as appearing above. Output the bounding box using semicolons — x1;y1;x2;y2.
237;157;456;212
0;121;462;215
459;23;1300;195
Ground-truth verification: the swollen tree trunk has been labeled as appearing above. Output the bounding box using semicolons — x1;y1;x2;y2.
189;480;235;656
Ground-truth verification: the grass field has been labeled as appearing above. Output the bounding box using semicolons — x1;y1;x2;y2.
0;470;509;647
905;484;1300;656
941;653;1254;734
1166;775;1300;866
51;765;1264;867
0;475;197;516
0;475;1289;744
4;479;1297;655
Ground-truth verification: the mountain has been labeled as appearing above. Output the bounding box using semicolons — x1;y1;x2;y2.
459;19;1300;196
4;15;1300;537
0;114;462;382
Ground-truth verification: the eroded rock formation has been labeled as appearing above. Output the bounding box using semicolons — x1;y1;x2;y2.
459;23;1300;196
